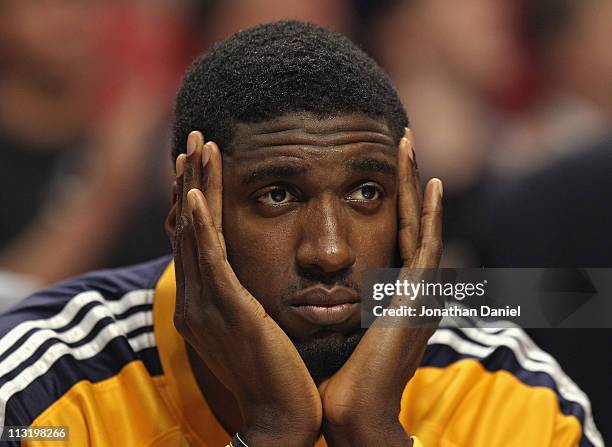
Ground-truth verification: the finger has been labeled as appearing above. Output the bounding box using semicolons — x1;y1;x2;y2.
182;131;204;215
176;132;204;328
188;188;243;306
175;154;187;245
179;130;203;256
398;128;421;265
202;141;226;252
411;178;443;269
174;153;187;261
407;129;423;204
174;154;188;326
179;131;203;272
188;188;216;251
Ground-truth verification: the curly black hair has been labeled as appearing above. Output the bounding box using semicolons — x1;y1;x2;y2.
172;20;408;161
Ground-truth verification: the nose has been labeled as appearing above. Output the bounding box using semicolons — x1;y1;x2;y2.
296;195;356;275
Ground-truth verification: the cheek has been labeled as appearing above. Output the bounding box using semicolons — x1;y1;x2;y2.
222;205;297;301
352;211;398;268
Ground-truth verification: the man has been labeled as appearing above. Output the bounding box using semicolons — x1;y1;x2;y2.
0;21;602;447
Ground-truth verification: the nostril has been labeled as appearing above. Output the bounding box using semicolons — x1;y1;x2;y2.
296;263;353;285
296;241;356;273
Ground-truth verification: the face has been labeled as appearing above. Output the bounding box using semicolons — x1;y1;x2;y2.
216;113;401;379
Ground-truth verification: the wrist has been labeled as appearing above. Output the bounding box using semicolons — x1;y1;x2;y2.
240;397;321;446
241;425;318;447
323;419;410;447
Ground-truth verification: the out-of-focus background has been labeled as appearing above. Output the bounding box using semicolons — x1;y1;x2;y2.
0;0;610;440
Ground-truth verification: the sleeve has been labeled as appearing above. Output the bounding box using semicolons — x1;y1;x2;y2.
20;362;185;447
403;327;604;447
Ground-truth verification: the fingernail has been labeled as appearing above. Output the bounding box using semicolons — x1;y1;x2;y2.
202;142;212;167
187;189;197;209
404;127;410;139
435;178;443;196
405;140;414;162
401;138;413;162
187;131;198;155
176;154;186;177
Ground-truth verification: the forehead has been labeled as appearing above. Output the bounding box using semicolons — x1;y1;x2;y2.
227;113;395;153
221;114;398;186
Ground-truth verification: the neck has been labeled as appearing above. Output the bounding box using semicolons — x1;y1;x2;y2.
185;342;244;435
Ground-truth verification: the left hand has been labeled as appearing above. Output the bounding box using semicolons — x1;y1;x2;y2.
318;129;444;446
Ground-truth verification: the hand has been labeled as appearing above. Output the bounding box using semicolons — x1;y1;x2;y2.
318;129;444;446
173;132;322;447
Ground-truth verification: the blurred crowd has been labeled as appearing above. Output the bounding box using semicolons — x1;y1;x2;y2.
1;0;611;437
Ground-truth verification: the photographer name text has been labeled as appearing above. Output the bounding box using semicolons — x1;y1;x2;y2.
372;304;521;318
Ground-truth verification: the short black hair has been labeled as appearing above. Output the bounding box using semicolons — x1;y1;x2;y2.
172;20;408;161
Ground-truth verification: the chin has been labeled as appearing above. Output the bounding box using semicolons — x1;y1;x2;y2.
292;329;365;383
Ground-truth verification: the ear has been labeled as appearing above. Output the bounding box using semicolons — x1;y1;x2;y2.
164;179;179;251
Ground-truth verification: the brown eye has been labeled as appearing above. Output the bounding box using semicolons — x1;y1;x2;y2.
257;187;297;205
346;183;383;201
270;189;287;202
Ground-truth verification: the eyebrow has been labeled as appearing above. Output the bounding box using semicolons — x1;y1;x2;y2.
241;164;309;185
345;158;397;177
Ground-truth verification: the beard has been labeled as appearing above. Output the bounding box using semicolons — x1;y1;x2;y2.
280;269;367;383
292;328;366;383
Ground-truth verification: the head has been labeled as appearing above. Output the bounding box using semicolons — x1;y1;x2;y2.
167;21;411;381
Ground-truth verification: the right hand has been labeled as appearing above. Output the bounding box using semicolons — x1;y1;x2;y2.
173;131;322;447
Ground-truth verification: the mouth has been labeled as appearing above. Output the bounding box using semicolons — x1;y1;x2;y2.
287;286;360;326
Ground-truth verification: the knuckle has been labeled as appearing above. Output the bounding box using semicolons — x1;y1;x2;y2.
197;238;226;265
422;202;438;216
192;214;208;229
197;250;216;270
399;216;414;229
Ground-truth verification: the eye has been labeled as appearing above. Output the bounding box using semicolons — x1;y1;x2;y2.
346;183;384;201
256;187;298;205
